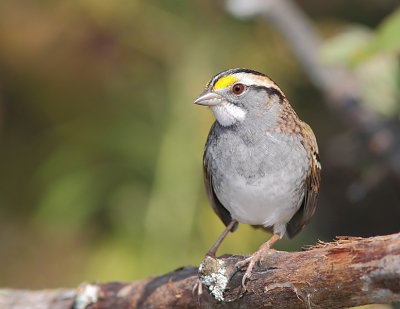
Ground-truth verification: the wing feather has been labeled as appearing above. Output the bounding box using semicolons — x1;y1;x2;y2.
286;123;321;238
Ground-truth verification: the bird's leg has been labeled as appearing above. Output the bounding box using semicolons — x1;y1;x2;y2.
236;233;281;288
196;220;237;300
206;220;237;257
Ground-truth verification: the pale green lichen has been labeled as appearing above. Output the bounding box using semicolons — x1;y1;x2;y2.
199;259;229;301
74;284;100;309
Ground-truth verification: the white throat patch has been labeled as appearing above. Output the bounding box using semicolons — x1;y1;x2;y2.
211;103;246;127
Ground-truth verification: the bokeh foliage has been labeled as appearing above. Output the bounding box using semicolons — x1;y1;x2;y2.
0;0;399;290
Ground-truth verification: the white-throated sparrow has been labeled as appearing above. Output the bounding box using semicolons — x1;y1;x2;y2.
194;68;321;286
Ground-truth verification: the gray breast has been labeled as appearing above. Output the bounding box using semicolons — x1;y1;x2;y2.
205;123;309;229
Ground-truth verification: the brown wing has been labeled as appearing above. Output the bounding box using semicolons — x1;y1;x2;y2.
203;123;238;232
286;123;321;238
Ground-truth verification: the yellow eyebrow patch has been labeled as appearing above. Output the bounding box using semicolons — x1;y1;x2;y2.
213;75;238;90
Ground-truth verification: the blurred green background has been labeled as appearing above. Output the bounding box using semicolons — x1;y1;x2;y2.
0;0;399;293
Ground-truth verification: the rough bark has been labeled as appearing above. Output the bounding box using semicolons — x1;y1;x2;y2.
1;233;400;309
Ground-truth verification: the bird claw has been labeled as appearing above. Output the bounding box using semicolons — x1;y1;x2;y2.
235;245;271;289
235;256;252;270
241;270;252;289
234;255;257;289
192;278;204;306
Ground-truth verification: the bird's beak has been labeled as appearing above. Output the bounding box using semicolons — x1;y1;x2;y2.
193;92;224;106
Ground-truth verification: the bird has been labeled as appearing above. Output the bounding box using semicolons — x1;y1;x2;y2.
194;68;321;286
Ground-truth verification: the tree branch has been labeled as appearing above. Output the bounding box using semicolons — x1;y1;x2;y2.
1;233;400;308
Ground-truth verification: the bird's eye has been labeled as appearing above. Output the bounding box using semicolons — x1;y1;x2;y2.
232;83;245;95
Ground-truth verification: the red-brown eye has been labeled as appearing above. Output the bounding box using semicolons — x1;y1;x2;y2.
232;83;245;95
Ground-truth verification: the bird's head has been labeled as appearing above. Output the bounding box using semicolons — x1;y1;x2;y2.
194;68;285;127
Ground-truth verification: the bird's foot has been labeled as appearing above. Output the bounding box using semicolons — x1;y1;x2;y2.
192;278;204;306
235;241;273;289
